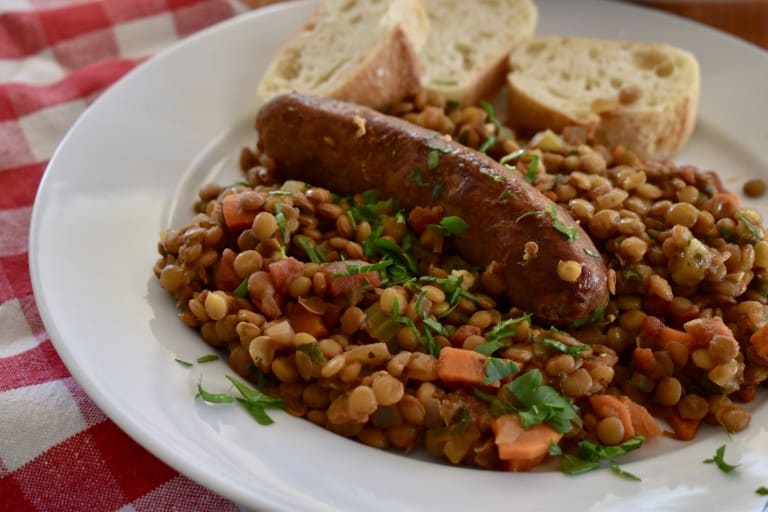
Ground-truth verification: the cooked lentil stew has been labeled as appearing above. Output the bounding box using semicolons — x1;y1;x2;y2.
154;90;768;472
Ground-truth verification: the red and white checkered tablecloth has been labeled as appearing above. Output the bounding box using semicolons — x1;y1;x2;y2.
0;1;272;510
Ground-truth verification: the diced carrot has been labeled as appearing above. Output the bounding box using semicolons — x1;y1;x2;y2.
658;326;695;349
437;347;498;388
631;347;656;375
749;323;768;358
683;317;733;349
492;414;563;471
214;248;240;292
620;396;662;438
666;411;700;441
321;260;381;297
407;205;444;234
221;193;256;235
288;302;330;339
589;394;636;441
450;325;482;348
735;384;757;404
268;257;306;294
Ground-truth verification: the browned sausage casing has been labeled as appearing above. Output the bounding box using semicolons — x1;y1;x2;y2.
255;93;609;325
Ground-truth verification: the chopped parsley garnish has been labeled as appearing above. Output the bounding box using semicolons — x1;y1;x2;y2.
426;137;453;154
429;215;469;236
297;342;326;364
274;202;287;241
427;150;441;171
483;357;519;385
449;407;472;435
196;381;235;404
757;487;768;496
583;248;600;258
622;266;643;281
432;183;444;199
196;354;220;364
704;444;739;473
175;358;193;368
561;436;645;477
417;274;479;306
268;190;293;196
499;148;525;167
474;339;506;356
478;135;496;154
737;211;763;241
569;305;606;329
232;277;249;298
196;376;283;426
542;338;589;357
447;99;461;109
609;461;642;481
485;314;531;346
525;154;540;183
544;205;579;241
507;369;579;433
296;235;326;263
498;190;514;201
409;167;430;187
481;100;501;132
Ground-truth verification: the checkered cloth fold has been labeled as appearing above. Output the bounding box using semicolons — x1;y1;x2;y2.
0;1;261;510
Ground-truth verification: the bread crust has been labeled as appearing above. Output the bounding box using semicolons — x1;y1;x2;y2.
506;37;700;159
330;27;423;109
257;0;429;111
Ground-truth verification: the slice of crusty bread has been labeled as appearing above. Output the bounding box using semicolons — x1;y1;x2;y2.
506;37;700;159
257;0;429;110
419;0;537;106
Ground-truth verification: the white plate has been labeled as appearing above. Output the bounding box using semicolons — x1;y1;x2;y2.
30;1;768;511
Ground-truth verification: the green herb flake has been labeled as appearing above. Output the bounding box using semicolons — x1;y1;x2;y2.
236;397;275;425
583;248;600;258
507;369;578;433
561;436;645;476
525;154;540;183
472;387;517;417
196;382;235;404
516;210;539;223
275;203;287;241
622;266;643;281
268;190;293;196
737;211;763;241
409;167;430;187
449;407;472;435
296;235;326;264
483;357;520;385
427;150;441;171
480;100;501;131
548;440;562;456
756;487;768;496
485;314;531;346
232;277;249;298
499;148;525;167
704;444;739;474
542;338;589;357
609;461;642;481
297;342;326;364
474;339;506;356
478;135;496;154
432;79;459;86
562;453;601;475
175;358;193;368
431;183;444;200
569;305;607;329
430;215;468;236
544;204;579;241
196;354;220;364
498;190;514;201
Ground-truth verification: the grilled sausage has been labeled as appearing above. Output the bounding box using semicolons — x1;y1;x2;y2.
255;93;609;325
